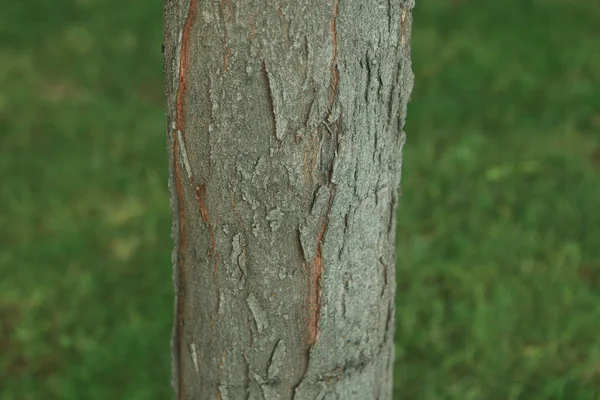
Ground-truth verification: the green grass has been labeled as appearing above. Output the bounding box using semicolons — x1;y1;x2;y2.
1;0;599;398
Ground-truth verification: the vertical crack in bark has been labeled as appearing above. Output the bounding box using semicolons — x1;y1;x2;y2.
206;77;215;179
243;351;251;400
364;53;371;104
276;0;290;47
311;133;318;181
231;187;246;233
307;185;336;346
172;1;198;398
379;257;388;298
328;0;340;108
297;226;306;262
400;4;410;53
221;0;232;71
172;135;187;400
217;350;227;400
320;119;340;184
303;151;311;205
387;0;392;32
387;194;396;237
261;59;280;146
248;12;256;42
297;3;343;372
176;0;198;134
321;0;341;188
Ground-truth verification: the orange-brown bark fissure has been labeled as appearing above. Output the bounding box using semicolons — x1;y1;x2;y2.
306;187;335;346
172;0;199;398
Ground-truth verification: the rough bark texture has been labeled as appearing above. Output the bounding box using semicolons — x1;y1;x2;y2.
164;0;413;398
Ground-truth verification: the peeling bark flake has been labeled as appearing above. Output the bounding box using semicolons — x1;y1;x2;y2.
189;343;200;379
261;59;280;144
247;293;269;333
268;339;287;381
176;129;193;181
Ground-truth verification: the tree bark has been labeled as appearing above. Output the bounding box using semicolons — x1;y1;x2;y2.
164;0;413;398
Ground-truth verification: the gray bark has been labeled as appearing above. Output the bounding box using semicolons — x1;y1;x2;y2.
163;0;414;399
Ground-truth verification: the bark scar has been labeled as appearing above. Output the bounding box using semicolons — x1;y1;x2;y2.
299;185;335;345
172;0;198;398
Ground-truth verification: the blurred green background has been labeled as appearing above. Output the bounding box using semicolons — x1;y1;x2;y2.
1;0;599;399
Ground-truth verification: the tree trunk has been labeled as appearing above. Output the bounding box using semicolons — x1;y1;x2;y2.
164;0;413;398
